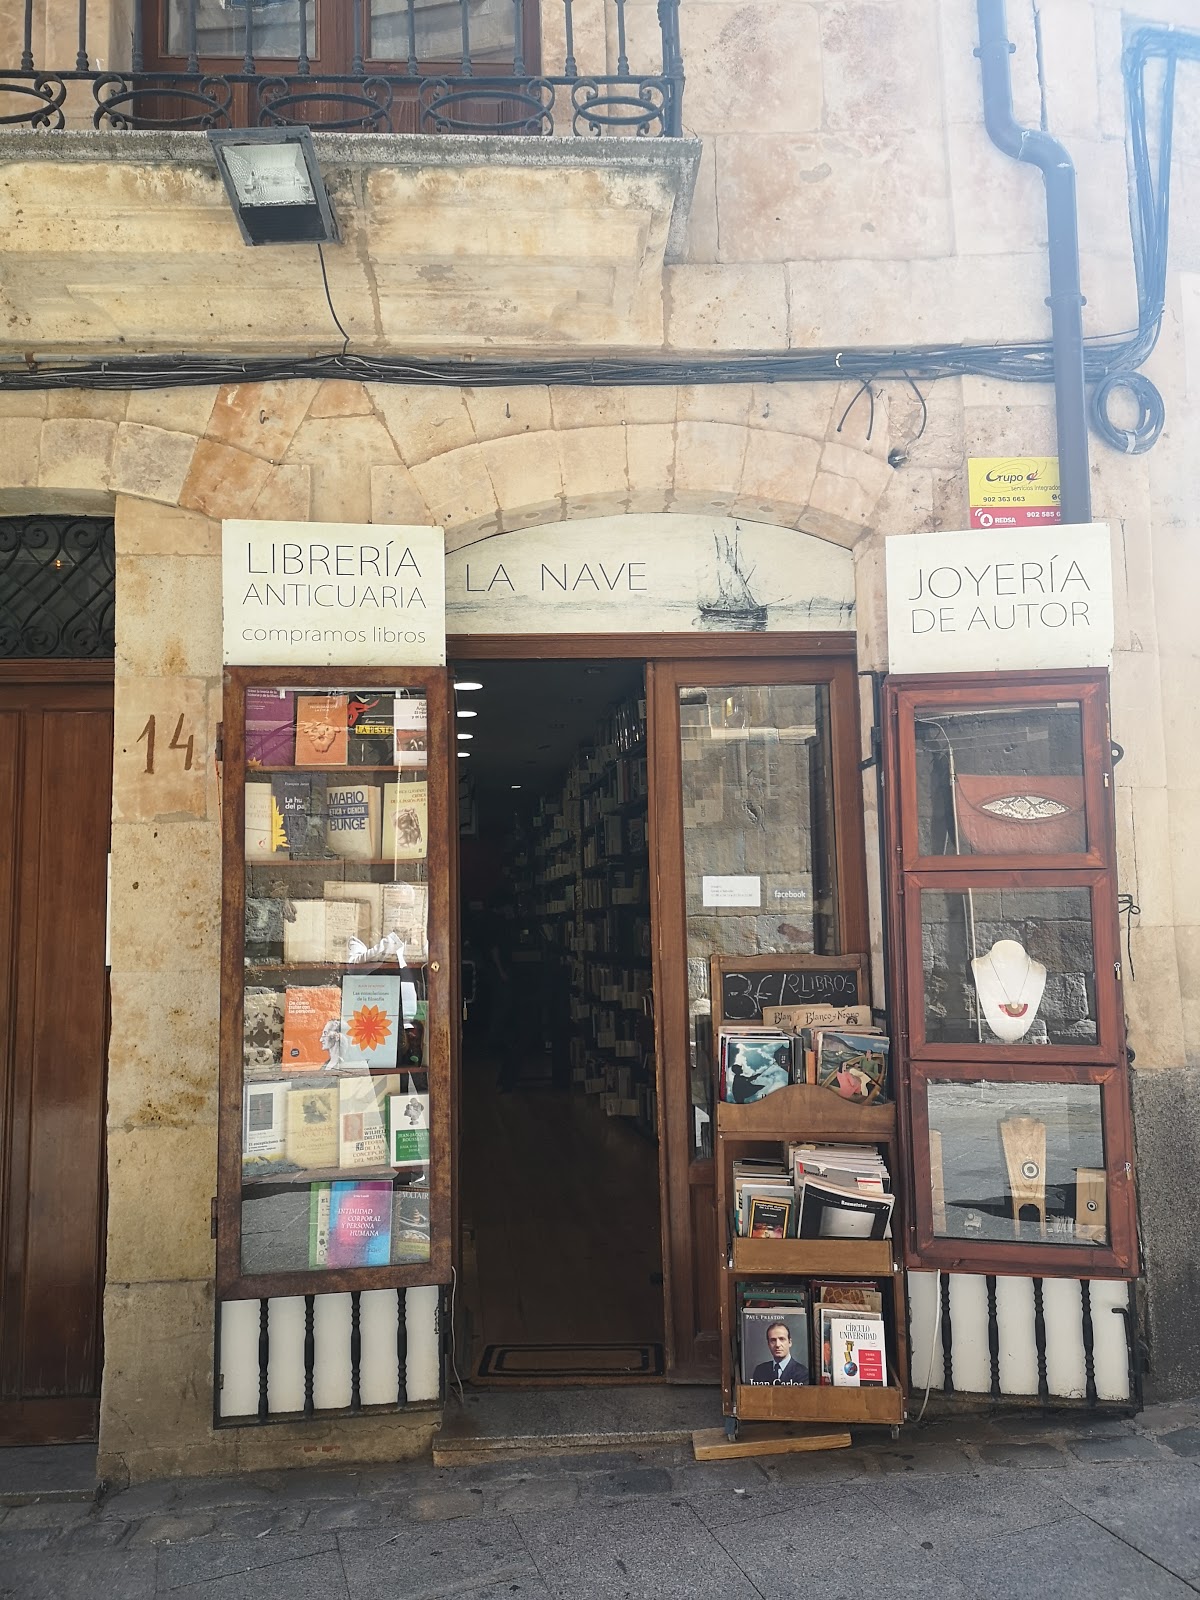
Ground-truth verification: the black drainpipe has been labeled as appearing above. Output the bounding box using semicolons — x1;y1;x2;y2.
976;0;1092;524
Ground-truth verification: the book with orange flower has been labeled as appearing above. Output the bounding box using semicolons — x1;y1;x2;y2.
339;974;401;1071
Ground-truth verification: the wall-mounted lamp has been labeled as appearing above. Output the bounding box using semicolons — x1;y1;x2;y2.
208;127;339;246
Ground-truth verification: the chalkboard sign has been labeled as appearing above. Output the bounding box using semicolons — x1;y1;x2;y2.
711;953;867;1025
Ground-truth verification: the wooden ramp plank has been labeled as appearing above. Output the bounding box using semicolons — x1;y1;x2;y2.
692;1423;852;1461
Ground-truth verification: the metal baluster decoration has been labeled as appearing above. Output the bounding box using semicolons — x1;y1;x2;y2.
75;0;88;72
257;1299;271;1420
1081;1280;1098;1407
303;1294;316;1417
985;1275;1001;1400
396;1289;409;1405
405;0;419;75
350;1291;363;1413
352;0;364;78
458;0;472;76
1032;1277;1050;1402
186;0;200;76
939;1272;954;1394
131;0;144;72
20;0;33;71
613;0;629;76
512;0;525;77
297;0;310;76
658;0;682;135
562;0;577;78
243;0;255;77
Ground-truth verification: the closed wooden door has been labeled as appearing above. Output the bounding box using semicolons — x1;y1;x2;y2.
647;655;867;1380
0;667;113;1443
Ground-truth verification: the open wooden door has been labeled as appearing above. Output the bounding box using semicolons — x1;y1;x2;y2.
0;664;113;1441
647;653;867;1381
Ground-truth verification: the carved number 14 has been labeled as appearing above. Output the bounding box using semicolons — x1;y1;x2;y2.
137;713;195;774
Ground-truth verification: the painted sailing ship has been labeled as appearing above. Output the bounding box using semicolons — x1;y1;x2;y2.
697;528;769;629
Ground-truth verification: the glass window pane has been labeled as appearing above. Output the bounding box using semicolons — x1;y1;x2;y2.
240;686;432;1278
369;0;516;63
927;1080;1107;1246
680;684;837;1157
914;701;1087;857
920;886;1097;1047
168;0;315;60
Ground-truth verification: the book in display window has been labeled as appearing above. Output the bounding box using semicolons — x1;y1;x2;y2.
219;670;451;1298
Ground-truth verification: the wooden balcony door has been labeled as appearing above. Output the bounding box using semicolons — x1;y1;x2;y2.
0;666;113;1443
647;653;867;1380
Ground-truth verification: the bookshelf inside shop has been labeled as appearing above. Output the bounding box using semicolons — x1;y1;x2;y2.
217;667;452;1300
508;691;656;1135
717;1085;908;1436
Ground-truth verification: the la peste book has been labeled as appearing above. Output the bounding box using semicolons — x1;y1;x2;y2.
324;783;382;861
326;1181;393;1268
388;1091;430;1169
272;774;327;859
245;688;296;767
281;985;343;1069
294;693;349;766
338;1075;389;1168
393;696;428;769
340;973;402;1071
384;781;428;861
242;1080;287;1161
829;1315;887;1388
347;692;395;766
285;1084;339;1168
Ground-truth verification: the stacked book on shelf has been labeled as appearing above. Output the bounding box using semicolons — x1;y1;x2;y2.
738;1279;889;1389
732;1143;894;1240
718;1004;890;1107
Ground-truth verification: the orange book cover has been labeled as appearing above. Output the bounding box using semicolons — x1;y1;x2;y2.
294;694;349;766
281;985;343;1070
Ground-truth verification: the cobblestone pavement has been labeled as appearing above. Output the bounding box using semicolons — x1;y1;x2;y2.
4;1401;1200;1599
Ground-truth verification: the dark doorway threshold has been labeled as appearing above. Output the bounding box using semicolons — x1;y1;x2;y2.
434;1384;718;1467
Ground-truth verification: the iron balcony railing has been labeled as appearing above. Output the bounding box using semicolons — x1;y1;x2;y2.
0;0;683;136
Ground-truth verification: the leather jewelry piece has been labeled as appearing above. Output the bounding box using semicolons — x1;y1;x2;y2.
954;773;1086;855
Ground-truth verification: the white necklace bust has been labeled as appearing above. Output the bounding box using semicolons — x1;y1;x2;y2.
970;938;1047;1042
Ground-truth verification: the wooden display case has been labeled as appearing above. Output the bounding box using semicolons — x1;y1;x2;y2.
716;1084;908;1437
216;666;453;1300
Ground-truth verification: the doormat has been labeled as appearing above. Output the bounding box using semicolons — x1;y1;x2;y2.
476;1344;666;1383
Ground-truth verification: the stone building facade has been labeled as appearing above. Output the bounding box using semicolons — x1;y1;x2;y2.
1;0;1198;1483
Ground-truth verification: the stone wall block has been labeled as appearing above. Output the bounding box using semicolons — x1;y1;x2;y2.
684;141;719;263
549;387;626;431
107;968;221;1131
1132;1065;1200;1402
735;428;821;520
1174;927;1200;1067
47;389;128;422
1123;923;1186;1071
115;554;221;678
179;439;273;520
98;1280;220;1473
672;421;749;508
111;422;197;505
1036;0;1101;137
870;466;935;538
309;380;373;418
206;380;320;462
749;383;836;443
931;465;968;531
557;424;628;502
480;429;564;513
940;0;1042;127
1159;656;1200;790
112;675;210;823
106;1125;217;1283
38;417;116;491
962;403;1058;458
0;390;47;419
1167;788;1200;926
676;385;753;427
407;443;499;532
370;464;432;527
1117;785;1173;929
1151;523;1200;662
1;418;42;488
1111;648;1167;791
281;415;398;524
821;0;942;135
248;463;312;522
115;496;219;557
367;385;477;466
665;264;788;351
624;388;678;426
230;1415;436;1474
126;386;219;437
948;120;1046;255
108;819;221;973
625;423;676;509
463;386;553;442
681;2;821;135
807;438;891;535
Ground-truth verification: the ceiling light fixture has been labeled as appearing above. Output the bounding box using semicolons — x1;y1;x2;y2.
208;127;338;246
456;709;477;719
454;680;483;691
457;732;473;741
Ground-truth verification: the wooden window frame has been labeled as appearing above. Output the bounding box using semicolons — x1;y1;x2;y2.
883;668;1138;1281
216;664;454;1301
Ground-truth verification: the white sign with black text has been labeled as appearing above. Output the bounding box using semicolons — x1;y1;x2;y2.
885;523;1114;673
222;520;446;666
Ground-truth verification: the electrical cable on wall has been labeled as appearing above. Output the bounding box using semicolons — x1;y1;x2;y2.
0;25;1191;430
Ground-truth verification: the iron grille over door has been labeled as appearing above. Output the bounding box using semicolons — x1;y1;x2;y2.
0;517;116;660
